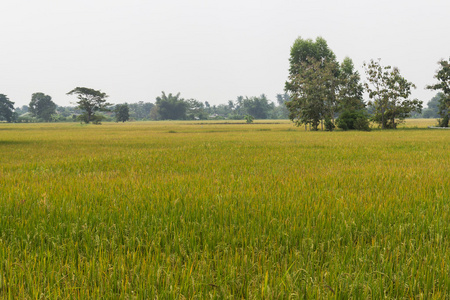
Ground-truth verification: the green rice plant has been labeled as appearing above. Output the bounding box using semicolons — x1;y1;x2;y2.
0;120;449;298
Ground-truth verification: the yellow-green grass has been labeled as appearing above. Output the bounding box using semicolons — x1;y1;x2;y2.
1;120;449;298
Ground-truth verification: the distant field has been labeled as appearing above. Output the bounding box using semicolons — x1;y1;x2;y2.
1;119;449;298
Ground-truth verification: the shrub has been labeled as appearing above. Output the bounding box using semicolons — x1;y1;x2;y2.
337;110;370;131
324;116;335;131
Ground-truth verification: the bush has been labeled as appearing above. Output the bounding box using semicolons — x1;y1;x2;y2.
438;115;449;127
337;110;370;131
354;116;371;131
324;116;335;131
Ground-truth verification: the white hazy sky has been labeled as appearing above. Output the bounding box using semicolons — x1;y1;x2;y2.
1;0;449;107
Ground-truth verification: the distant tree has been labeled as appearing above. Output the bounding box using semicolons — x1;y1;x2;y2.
227;100;234;111
114;103;130;122
128;101;154;120
29;92;56;122
16;105;29;115
241;94;275;119
149;106;160;120
0;94;15;123
420;93;442;119
274;93;290;119
67;87;110;124
364;59;422;129
155;92;188;120
427;58;450;127
186;99;207;120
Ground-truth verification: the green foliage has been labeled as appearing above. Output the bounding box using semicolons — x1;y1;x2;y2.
114;103;130;123
128;101;154;120
29;92;56;122
438;114;449;127
338;57;365;112
364;59;422;129
244;114;254;123
285;37;371;131
67;87;110;124
427;58;450;126
77;113;104;124
241;94;274;119
286;56;339;130
274;93;290;119
337;110;370;131
186;99;207;120
324;115;335;131
0;94;15;123
420;93;442;118
155;92;188;120
286;36;336;93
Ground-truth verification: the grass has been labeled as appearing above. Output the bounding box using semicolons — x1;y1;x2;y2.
0;119;449;298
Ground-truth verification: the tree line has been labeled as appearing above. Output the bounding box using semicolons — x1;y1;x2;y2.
1;37;448;127
0;89;290;124
285;37;450;130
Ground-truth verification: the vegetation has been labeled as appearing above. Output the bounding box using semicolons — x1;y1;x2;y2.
337;57;369;131
364;59;422;129
285;37;340;130
29;92;57;122
427;58;450;127
285;37;373;131
114;103;130;123
0;120;449;298
155;92;189;120
67;87;111;124
420;93;442;119
0;94;15;123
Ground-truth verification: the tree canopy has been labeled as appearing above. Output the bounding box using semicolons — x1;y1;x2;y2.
155;92;188;120
0;94;15;123
286;57;339;130
364;59;422;129
67;87;110;124
114;103;130;122
427;58;450;127
29;92;56;122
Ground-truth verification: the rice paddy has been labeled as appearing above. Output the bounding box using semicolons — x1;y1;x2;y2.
1;119;449;298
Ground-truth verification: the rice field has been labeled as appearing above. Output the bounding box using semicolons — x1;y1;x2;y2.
0;119;449;299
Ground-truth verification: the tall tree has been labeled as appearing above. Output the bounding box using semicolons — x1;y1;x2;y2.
338;57;365;112
285;37;339;130
286;36;336;91
29;92;56;122
67;87;110;124
336;57;369;130
286;57;339;130
364;59;422;129
114;103;130;122
0;94;15;123
155;92;188;120
426;58;450;127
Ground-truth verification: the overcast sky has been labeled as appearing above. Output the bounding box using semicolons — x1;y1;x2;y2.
1;0;449;107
